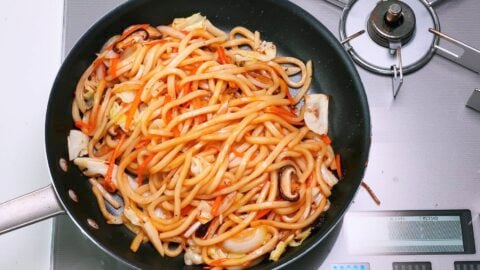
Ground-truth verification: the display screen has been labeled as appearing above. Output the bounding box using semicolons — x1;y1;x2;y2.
345;210;475;255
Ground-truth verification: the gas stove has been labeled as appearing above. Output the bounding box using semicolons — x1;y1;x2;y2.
53;0;480;269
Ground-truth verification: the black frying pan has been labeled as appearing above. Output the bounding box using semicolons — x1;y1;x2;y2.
0;0;370;269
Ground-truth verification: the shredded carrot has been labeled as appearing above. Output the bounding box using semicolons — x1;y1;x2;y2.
125;83;146;129
109;57;119;78
210;259;227;267
335;154;342;178
134;138;150;150
180;205;195;216
228;81;238;90
164;94;173;124
74;120;89;132
361;182;381;206
172;47;178;53
104;134;126;192
196;114;207;124
211;196;223;216
306;174;314;187
215;184;229;192
254;209;271;220
265;106;297;118
143;39;167;46
321;134;332;145
216;46;229;64
183;82;191;96
137;153;155;186
172;126;180;137
92;57;104;71
264;106;300;124
285;89;295;105
231;146;244;158
205;144;221;153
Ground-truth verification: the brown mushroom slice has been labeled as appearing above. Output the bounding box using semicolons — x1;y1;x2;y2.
278;165;300;202
113;26;162;54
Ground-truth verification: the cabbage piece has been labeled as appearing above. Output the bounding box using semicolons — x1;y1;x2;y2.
172;13;206;31
68;130;90;160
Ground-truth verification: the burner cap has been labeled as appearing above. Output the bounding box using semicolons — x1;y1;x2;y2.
367;0;416;48
340;0;440;75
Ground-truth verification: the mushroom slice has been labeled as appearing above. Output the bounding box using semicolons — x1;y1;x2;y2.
278;165;300;202
113;25;162;53
304;93;329;135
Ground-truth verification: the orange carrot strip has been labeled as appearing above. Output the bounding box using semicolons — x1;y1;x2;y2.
321;135;332;145
134;138;150;150
183;82;191;96
210;259;227;267
254;209;271;220
306;174;314;187
163;94;173;124
125;83;146;129
285;89;295;105
216;46;229;64
265;106;297;119
109;57;119;78
137;153;155;186
335;154;343;178
211;196;223;216
231;146;244;158
172;126;180;137
180;205;195;216
104;134;126;192
205;144;221;153
215;184;229;192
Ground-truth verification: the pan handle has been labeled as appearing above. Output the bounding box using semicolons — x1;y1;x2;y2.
0;184;65;234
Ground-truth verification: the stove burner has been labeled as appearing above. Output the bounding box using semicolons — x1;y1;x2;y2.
367;0;416;48
339;0;439;75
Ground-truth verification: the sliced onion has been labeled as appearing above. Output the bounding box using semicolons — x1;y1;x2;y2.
217;192;237;215
311;186;325;206
154;208;167;219
68;130;89;160
197;201;212;224
304;93;329;135
124;207;142;226
89;178;121;208
222;226;268;253
74;157;135;188
116;91;136;103
143;221;165;256
321;163;338;187
183;221;202;238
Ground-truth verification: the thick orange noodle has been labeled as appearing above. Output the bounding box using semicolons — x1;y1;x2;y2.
70;14;340;268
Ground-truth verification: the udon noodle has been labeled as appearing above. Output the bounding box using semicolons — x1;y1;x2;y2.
68;14;341;268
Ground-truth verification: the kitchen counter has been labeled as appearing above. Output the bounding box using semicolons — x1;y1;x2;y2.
0;0;63;269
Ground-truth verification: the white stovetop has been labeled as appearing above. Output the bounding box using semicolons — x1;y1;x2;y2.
0;0;63;269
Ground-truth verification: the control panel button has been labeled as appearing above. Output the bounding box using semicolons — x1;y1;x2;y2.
332;263;370;270
392;262;432;270
454;261;480;270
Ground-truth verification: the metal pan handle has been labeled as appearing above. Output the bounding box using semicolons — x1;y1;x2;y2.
0;184;65;234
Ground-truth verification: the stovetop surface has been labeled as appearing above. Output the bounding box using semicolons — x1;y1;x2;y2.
54;0;480;269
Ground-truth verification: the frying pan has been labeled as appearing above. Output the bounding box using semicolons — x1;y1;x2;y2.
0;0;370;269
